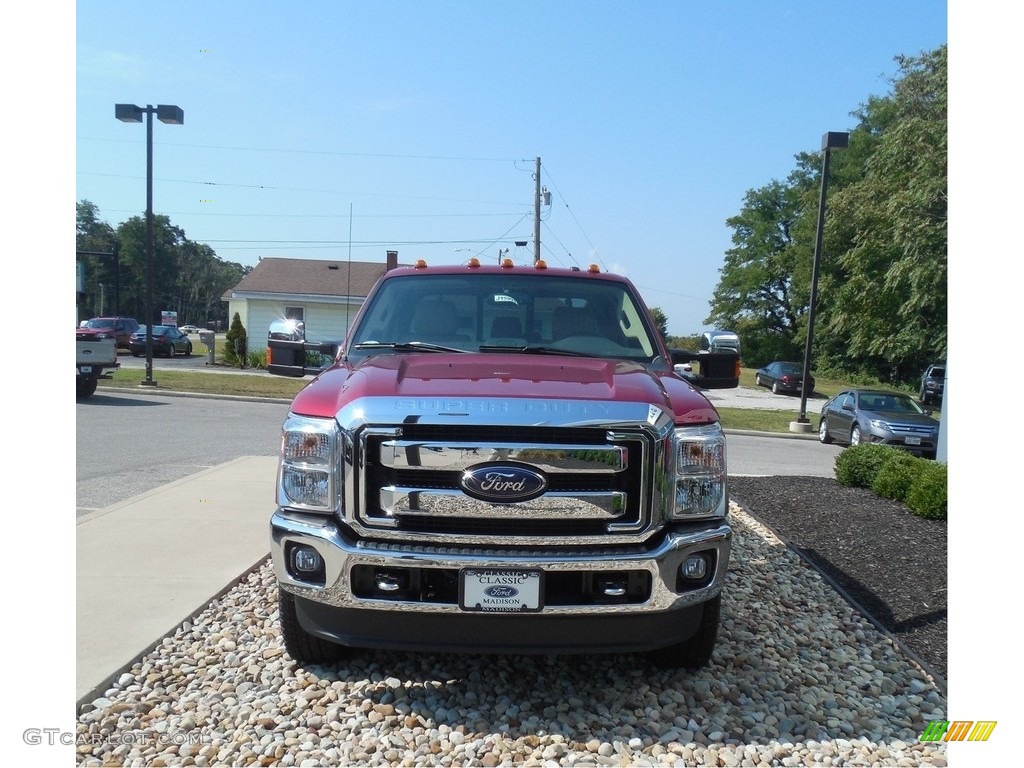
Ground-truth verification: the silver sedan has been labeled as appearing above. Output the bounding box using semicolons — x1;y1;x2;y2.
818;389;939;459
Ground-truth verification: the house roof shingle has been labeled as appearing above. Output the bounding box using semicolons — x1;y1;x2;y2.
225;257;396;299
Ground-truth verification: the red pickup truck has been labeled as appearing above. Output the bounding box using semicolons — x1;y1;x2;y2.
266;260;739;669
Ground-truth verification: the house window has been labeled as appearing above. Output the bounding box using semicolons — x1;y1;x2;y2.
285;306;305;323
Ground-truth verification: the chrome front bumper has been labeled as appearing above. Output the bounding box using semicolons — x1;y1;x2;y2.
271;509;731;616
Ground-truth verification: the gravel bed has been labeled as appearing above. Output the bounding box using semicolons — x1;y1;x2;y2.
76;503;947;767
729;476;947;684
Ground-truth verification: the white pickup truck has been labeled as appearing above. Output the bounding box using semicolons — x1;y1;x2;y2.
76;334;119;398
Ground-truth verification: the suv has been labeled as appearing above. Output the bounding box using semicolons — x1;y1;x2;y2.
76;317;140;351
919;362;945;405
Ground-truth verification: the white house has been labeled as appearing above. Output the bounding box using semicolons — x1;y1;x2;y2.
222;252;400;344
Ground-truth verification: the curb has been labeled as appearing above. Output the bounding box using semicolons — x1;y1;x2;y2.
76;553;271;715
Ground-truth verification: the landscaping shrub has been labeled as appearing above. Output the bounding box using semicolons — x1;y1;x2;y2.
907;461;948;519
872;451;929;502
225;312;248;367
834;444;903;488
248;348;267;370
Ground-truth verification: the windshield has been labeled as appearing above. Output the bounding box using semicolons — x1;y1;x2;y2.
349;273;659;361
859;393;925;414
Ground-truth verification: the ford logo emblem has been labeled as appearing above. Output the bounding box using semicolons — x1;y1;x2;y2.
460;462;548;503
485;586;519;598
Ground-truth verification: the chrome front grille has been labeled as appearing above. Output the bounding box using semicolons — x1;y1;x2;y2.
358;424;652;544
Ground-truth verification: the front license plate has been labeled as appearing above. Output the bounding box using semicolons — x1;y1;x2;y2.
905;436;922;446
459;568;543;613
79;365;92;374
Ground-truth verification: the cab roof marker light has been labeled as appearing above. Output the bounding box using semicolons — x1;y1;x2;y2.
535;260;547;269
588;264;601;273
501;258;514;269
467;258;481;268
414;259;428;269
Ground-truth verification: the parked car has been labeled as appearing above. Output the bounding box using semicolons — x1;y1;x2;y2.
128;325;193;357
179;324;200;334
755;361;815;395
818;389;939;459
76;316;140;350
919;362;945;405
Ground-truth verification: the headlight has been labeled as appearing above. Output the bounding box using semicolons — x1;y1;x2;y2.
670;422;727;520
278;414;340;513
869;419;891;432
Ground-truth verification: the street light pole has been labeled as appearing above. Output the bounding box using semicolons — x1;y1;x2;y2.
115;103;184;387
795;131;849;428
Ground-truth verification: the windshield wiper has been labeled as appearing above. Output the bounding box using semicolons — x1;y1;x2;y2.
478;344;589;357
354;341;469;354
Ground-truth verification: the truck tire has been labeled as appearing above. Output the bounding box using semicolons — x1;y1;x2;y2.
278;586;349;665
76;378;98;399
648;595;721;670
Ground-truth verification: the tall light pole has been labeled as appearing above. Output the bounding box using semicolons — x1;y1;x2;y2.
115;103;184;387
794;131;849;430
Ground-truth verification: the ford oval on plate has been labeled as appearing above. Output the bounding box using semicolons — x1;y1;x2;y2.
460;462;548;503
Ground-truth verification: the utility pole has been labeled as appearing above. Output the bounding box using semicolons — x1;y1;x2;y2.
533;156;541;264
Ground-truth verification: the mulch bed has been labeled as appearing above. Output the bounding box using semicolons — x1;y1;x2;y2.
729;475;947;684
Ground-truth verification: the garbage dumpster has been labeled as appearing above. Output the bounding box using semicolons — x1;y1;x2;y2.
199;330;216;365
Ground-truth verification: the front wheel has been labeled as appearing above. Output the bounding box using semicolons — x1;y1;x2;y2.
818;418;833;444
851;424;862;446
648;595;721;670
278;587;350;665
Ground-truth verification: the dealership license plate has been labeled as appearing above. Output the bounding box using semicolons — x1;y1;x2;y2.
459;568;543;613
905;436;922;446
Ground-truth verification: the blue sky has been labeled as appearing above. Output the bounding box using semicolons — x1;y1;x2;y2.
73;1;947;336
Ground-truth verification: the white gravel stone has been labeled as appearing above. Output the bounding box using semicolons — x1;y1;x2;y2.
75;505;947;766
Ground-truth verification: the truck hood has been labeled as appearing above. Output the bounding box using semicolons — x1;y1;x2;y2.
291;352;719;425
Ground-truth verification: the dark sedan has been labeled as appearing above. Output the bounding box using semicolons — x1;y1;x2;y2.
755;361;815;395
128;325;193;357
818;389;939;459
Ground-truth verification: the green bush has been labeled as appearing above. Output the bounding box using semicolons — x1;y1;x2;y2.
872;452;929;502
907;462;948;519
248;348;267;370
225;312;248;367
834;444;903;488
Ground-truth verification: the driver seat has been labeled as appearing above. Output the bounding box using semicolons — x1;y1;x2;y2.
553;306;597;340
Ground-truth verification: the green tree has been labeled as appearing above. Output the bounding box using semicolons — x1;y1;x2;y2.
76;201;119;317
225;312;248;367
820;46;948;381
705;179;813;368
649;307;669;341
706;45;947;380
77;202;250;330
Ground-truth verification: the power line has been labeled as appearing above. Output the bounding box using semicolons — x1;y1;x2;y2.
541;166;606;271
78;136;517;164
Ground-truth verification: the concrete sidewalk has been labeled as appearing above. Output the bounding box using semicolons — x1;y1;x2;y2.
76;456;278;705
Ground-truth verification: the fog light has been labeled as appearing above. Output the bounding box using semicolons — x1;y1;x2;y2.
292;546;323;573
682;554;708;581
